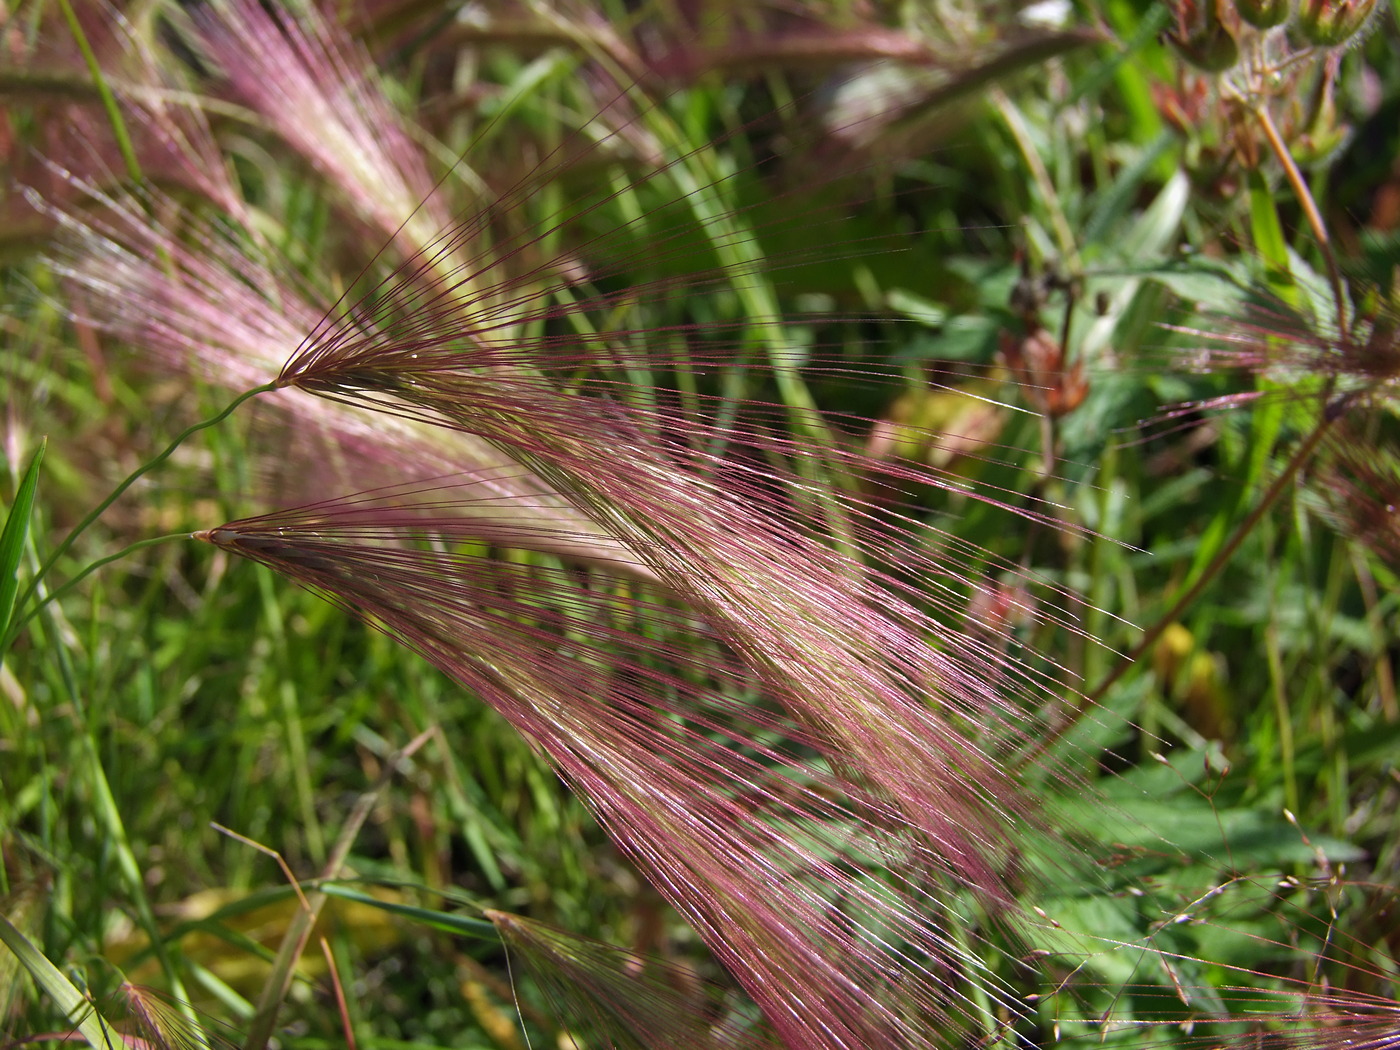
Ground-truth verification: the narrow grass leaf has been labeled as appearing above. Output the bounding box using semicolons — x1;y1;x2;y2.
0;438;45;651
1248;169;1297;307
53;0;141;183
0;913;117;1049
316;884;498;940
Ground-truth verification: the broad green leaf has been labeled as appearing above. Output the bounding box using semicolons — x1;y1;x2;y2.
1288;246;1347;334
900;315;1002;362
1081;172;1189;358
1083;131;1175;245
1118;170;1190;262
1106;256;1254;314
1028;894;1151;987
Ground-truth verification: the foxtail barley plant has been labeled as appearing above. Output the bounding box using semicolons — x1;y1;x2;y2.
2;1;1398;1048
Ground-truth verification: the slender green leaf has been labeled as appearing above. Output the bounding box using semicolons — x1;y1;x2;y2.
886;288;949;327
1248;170;1296;305
0;438;45;652
55;0;142;183
317;883;499;939
0;914;117;1049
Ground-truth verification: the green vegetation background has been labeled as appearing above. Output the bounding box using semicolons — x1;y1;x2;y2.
2;1;1398;1047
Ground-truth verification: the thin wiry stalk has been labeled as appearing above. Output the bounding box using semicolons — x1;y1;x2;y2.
1253;104;1349;347
7;384;273;642
1077;410;1333;720
53;0;141;184
1318;426;1400;568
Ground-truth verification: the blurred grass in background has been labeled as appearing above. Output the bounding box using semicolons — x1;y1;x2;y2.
2;0;1399;1046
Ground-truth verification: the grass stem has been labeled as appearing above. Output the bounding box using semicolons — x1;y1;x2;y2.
1254;105;1349;344
32;585;203;1032
54;0;143;185
9;383;275;642
8;533;189;640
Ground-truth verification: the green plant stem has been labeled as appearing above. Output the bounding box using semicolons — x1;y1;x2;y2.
1265;619;1299;816
1092;414;1330;702
1031;410;1334;765
54;0;143;185
10;383;275;639
1254;105;1349;344
1350;546;1397;720
9;533;189;641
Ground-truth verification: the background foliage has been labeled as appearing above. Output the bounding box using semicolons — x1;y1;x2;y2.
2;0;1398;1047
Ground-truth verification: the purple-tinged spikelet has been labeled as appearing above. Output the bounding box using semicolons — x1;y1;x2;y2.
207;80;1118;1038
38;185;648;573
1318;428;1400;568
198;479;1051;1048
276;340;1055;883
1162;298;1400;566
193;0;453;272
119;982;231;1050
1169;300;1400;397
42;4;1098;1042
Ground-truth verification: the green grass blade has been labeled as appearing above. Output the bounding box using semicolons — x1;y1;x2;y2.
13;383;274;628
317;883;499;939
0;913;117;1048
0;438;45;654
1248;169;1297;306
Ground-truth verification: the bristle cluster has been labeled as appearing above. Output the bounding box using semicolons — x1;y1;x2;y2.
199;471;1054;1046
487;910;786;1050
194;0;453;269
